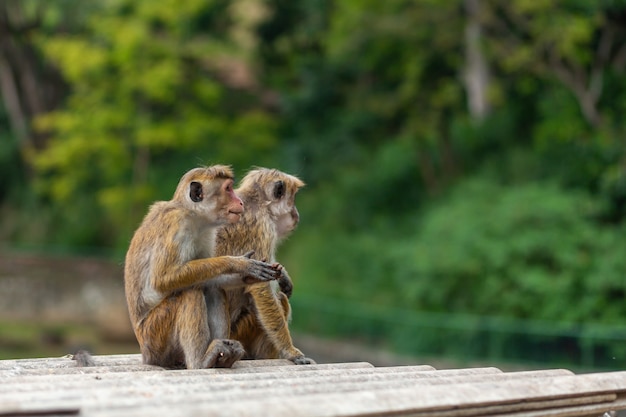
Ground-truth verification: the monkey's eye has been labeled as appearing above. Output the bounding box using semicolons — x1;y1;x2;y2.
190;181;203;202
273;181;285;199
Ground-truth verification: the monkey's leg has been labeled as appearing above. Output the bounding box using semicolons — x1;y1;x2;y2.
204;285;246;367
247;284;315;365
177;289;244;369
277;291;292;322
236;290;291;357
204;286;230;339
138;295;181;368
231;311;278;359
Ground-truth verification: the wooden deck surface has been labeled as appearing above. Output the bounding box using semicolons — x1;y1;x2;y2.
1;354;626;416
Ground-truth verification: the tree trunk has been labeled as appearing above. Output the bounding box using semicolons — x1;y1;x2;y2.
0;3;67;151
463;0;490;122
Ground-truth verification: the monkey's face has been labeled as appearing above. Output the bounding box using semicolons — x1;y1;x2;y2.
221;179;245;224
238;168;305;238
275;204;299;238
188;178;244;225
268;179;301;238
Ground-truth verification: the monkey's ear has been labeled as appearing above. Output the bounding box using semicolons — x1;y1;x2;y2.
189;181;203;202
273;180;285;199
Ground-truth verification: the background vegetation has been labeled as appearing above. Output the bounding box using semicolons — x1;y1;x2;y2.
1;0;625;368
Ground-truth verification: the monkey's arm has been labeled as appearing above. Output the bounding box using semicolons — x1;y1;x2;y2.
153;255;281;294
144;208;282;295
277;267;293;298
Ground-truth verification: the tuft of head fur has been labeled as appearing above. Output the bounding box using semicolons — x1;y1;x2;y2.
172;165;234;201
238;168;304;203
240;167;304;188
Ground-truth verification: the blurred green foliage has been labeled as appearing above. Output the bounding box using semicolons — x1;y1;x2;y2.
27;0;278;247
292;176;626;321
1;0;626;366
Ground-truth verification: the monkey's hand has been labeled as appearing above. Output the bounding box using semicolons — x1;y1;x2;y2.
278;267;293;298
240;256;283;284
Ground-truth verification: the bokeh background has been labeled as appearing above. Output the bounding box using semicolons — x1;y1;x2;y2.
1;0;625;370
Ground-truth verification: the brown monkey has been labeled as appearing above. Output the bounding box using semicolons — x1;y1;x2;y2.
124;165;283;369
215;168;314;365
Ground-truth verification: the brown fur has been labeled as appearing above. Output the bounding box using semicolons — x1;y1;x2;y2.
124;165;282;369
215;168;314;364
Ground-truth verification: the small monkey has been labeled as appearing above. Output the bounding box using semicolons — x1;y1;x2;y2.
124;165;283;369
216;168;314;365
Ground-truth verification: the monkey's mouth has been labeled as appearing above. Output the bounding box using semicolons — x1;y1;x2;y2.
227;211;242;223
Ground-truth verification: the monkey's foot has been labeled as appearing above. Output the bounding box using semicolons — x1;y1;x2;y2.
292;355;316;365
212;339;245;368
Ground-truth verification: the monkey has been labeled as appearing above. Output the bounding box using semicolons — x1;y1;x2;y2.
215;168;315;365
124;165;284;369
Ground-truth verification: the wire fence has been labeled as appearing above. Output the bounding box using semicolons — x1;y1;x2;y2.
292;294;626;371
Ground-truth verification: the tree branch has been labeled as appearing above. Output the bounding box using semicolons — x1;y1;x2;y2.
548;50;601;127
0;50;29;144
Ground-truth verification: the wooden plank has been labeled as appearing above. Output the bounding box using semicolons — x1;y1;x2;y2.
0;364;563;397
1;362;379;381
1;354;625;417
74;371;626;417
0;371;581;408
0;355;301;371
400;395;619;417
0;406;80;417
2;365;495;391
0;367;455;398
12;371;616;417
0;358;377;378
0;354;360;370
0;354;143;370
2;369;624;416
487;396;626;417
0;364;163;377
2;367;555;395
